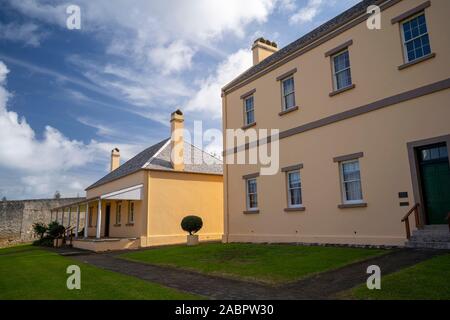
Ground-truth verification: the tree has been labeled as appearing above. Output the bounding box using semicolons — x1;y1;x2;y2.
32;223;48;240
181;215;203;235
54;191;61;199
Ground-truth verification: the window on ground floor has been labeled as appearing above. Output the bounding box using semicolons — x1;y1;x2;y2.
340;159;363;204
287;170;302;208
246;178;258;210
128;201;135;223
116;202;122;224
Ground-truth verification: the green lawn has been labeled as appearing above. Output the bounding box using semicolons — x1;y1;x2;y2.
122;243;387;284
349;253;450;300
0;245;201;300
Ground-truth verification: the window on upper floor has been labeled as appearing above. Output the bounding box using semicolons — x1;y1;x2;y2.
287;170;302;208
244;95;255;125
246;178;258;211
340;160;363;204
401;13;431;63
332;50;352;91
281;76;296;111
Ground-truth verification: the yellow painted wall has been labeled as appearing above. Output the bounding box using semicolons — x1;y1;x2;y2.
222;0;450;246
147;170;224;246
86;170;147;242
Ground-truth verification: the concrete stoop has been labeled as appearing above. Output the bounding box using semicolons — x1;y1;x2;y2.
406;225;450;249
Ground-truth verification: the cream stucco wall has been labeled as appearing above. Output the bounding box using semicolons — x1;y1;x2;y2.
83;169;223;248
147;170;224;246
222;0;450;246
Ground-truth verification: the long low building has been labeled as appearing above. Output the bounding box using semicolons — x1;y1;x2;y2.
221;0;450;246
53;110;223;252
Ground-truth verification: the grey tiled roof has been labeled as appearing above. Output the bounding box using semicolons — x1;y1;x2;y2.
223;0;380;91
145;141;223;175
86;138;222;190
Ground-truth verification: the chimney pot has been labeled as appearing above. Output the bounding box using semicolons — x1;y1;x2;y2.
252;37;278;65
170;110;184;171
110;148;120;172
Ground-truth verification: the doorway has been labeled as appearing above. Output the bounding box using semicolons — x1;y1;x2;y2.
417;144;450;225
105;204;111;237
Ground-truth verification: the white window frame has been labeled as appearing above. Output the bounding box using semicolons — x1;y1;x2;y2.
246;178;258;211
244;95;255;125
128;201;135;223
281;76;296;111
340;159;364;204
332;49;352;91
287;170;303;208
115;202;121;224
400;12;431;63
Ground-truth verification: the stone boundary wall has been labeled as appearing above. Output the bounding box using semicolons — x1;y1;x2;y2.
0;198;85;247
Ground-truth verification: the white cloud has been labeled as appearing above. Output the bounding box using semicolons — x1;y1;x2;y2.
148;41;196;75
290;0;325;24
0;22;46;47
7;0;277;65
0;61;147;199
185;49;253;119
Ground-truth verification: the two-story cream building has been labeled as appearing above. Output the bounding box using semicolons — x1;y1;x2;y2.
222;0;450;246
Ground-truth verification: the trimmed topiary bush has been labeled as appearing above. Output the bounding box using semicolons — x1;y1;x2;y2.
181;216;203;235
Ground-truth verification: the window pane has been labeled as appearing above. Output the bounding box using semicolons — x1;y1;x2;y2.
430;147;440;160
249;194;258;208
245;96;254;112
333;51;349;73
335;69;352;90
283;78;294;95
284;92;295;109
345;181;363;201
343;161;360;181
246;110;254;124
439;146;448;158
248;179;257;194
290;188;302;206
288;172;301;188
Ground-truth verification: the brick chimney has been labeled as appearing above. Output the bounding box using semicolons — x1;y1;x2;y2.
110;148;120;172
170;109;184;171
252;38;278;65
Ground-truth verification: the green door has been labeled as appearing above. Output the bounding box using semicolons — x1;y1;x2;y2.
419;144;450;225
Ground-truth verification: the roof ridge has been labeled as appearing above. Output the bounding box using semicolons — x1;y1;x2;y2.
186;141;223;163
222;0;382;92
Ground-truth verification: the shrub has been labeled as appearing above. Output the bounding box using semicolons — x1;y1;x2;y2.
47;221;65;239
32;237;54;247
181;216;203;235
32;222;47;240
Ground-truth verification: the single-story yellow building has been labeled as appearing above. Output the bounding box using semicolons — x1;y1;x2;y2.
52;110;223;251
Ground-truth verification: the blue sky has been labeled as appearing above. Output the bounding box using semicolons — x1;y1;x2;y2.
0;0;360;199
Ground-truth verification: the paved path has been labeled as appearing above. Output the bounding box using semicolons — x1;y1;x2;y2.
70;248;445;300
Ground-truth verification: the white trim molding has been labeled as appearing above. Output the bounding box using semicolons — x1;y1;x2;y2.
101;184;144;201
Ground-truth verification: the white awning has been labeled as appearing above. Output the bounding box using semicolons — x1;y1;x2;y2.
100;184;143;200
